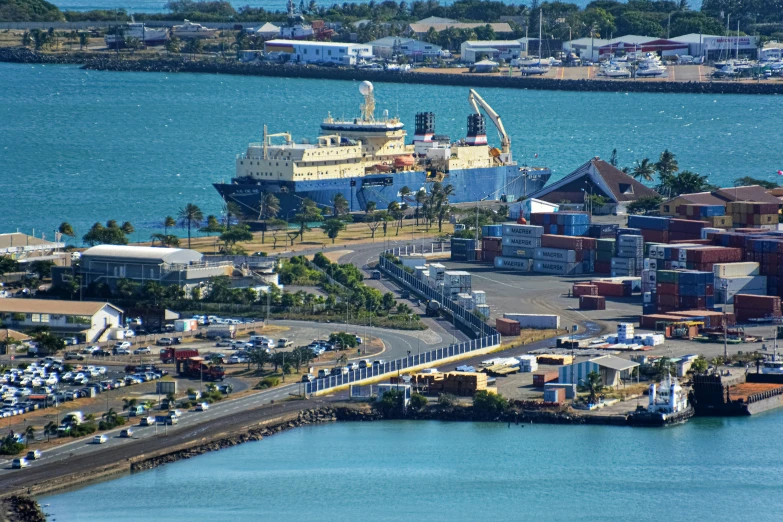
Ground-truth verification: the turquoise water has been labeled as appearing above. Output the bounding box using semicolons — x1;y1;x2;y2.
1;62;778;238
40;417;783;521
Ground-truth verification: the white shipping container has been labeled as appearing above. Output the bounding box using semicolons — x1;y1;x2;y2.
503;313;560;329
611;257;636;268
533;248;577;263
502;224;544;237
502;235;541;248
643;258;658;271
701;227;724;240
713;262;760;278
647;245;665;259
476;304;490;318
458;293;475;310
494;256;532;271
429;263;445;280
471;290;487;304
533;260;582;275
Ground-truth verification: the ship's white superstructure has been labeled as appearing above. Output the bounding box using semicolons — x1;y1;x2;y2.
172;20;218;39
648;376;689;417
104;22;168;47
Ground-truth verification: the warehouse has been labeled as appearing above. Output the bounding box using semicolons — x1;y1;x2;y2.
559;355;639;388
670;33;758;60
76;245;232;290
598;36;688;57
367;37;444;61
264;39;372;65
461;40;524;63
659;185;781;216
527;157;660;215
0;299;122;343
563;37;609;62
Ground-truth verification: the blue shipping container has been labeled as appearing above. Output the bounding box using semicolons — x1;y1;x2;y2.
628;215;670;231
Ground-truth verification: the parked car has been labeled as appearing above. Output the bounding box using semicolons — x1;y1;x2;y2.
11;458;28;469
372;359;385;368
346;362;358;371
94;350;111;357
215;339;233;347
93;434;108;444
114;342;131;350
64;352;84;361
277;338;293;348
133;347;151;355
355;336;363;345
358;359;372;369
317;368;331;378
26;450;41;460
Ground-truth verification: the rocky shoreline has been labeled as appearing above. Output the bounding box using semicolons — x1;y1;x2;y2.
2;47;781;96
0;495;46;522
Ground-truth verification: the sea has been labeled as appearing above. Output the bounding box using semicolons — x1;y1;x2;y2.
39;417;783;521
1;62;778;239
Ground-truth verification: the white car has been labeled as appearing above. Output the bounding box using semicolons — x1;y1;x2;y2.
114;342;132;350
93;434;108;444
195;402;209;411
12;458;28;469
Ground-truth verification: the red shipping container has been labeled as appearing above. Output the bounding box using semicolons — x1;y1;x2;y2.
656;283;679;295
669;232;702;242
495;318;521;336
639;314;691;329
656;305;677;313
657;294;679;307
594;261;611;274
581;238;597;251
734;294;781;312
573;284;599;297
679;296;707;309
483;251;498;264
482;237;502;252
670;219;706;233
579;295;606;310
540;234;584;250
533;372;559;387
641;229;670;244
594;281;625;297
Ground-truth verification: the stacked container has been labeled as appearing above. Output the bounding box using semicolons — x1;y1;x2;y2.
712;262;766;304
595;238;615;274
451;238;478;262
655;270;714;313
517;355;538;372
457;293;475;310
617;323;635;343
494;256;533;271
587;223;619;238
482;224;503;238
734;294;782;322
443;270;471;298
481;236;502;265
529;212;590;236
668;219;706;241
429;263;445;283
471;290;486;305
727;202;778;227
475;304;490;319
503;313;560;329
628;215;671;244
613;234;643;277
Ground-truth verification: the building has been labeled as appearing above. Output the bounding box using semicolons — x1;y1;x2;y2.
367;37;444;61
76;245;233;291
0;299;123;343
660;185;782;216
249;22;280;39
460;40;523;63
761;46;783;61
407;21;513;39
527;157;660;215
559;355;639;388
264;39;372;65
0;232;66;264
517;38;563;58
598;36;688;58
563;37;610;62
471;59;499;73
670;33;758;60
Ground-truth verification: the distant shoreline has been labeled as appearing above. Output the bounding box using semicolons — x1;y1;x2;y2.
2;48;781;96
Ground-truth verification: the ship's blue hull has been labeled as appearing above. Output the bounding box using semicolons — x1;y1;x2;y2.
214;165;551;217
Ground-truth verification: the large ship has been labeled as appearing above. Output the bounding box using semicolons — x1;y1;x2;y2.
213;82;551;218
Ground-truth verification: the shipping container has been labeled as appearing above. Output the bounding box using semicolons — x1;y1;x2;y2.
540;235;584;250
579;295;606;310
533;371;559;387
494;256;533;271
502;235;541;248
482;224;503;238
543;387;566;403
533;260;582;275
471;290;487;305
533;247;578;263
503;313;560;329
502;224;544;237
501;246;535;258
627;215;670;231
495;318;521;336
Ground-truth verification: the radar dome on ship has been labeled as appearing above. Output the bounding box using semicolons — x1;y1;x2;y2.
359;81;374;95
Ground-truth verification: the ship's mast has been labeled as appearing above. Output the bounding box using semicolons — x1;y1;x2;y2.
359;81;375;122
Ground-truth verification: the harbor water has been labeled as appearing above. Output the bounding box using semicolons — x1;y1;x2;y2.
1;62;778;237
40;417;783;521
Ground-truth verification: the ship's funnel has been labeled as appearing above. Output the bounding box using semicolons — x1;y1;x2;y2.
466;113;487;146
413;112;435;143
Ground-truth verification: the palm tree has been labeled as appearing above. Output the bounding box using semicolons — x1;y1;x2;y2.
584;370;603;405
102;408;119;427
332;193;349;217
653;357;675;380
24;425;35;447
414;189;427;226
44;421;58;442
166;36;181;55
655;149;679;178
121;221;134;236
79;31;89;50
185;38;203;57
164;216;176;235
21;31;32;48
122;397;137;412
632;158;655;183
178;203;204;248
58;222;75;240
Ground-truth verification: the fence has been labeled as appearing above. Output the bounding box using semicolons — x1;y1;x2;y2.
304;254;500;394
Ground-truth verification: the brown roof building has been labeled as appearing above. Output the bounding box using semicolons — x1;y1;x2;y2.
660;185;782;216
527;157;660;214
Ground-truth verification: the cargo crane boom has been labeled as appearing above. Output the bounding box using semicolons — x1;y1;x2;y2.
468;89;510;155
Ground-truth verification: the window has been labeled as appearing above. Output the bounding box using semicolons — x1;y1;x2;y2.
66;315;91;325
31;314;41;323
328;50;332;56
664;205;670;212
619;183;634;195
40;314;50;323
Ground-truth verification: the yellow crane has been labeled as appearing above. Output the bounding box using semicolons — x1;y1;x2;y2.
467;89;510;155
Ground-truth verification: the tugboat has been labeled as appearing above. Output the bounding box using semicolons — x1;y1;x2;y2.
628;375;694;427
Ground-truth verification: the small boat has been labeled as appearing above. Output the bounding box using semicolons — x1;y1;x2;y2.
171;20;218;39
104;21;168;48
628;375;694;427
603;66;631;78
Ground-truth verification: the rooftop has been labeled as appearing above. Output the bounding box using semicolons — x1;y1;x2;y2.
0;299;122;316
0;329;30;342
0;233;63;253
408;22;512;34
266;39;366;48
463;40;523;47
81;245;203;264
590;355;640;372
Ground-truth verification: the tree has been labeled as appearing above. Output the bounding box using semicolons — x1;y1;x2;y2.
472;390;508;420
125;36;141;54
164;216;176;235
248;348;271;371
292;198;322;243
122;397;138;412
414;189;427;226
332;193;349;217
258;192;281;243
609;148;618;167
82;221;129;246
44;421;58;442
58;222;75;240
24;426;35;447
219;225;253;250
28;260;55;279
626;195;663;215
78;31;88;50
166;36;181;55
365;211;382;240
365;201;376;214
0;257;20;276
178;203;204;248
688;356;708;375
655;149;679;179
150;233;180;247
409;392;428;411
653;357;676;381
322;218;346;244
185;37;203;56
200;214;224;236
121;221;134;235
734;177;777;190
21;31;32;47
631;158;655;183
659;171;710;197
377;389;405;418
584;370;603;405
31;331;65;355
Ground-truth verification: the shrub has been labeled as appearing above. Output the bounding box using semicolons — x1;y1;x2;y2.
255;376;280;389
70;422;98;437
409;392;428;411
472;391;508;420
438;393;458;407
376;389;405;418
0;437;24;456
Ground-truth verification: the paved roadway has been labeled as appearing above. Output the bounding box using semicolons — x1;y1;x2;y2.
0;381;303;477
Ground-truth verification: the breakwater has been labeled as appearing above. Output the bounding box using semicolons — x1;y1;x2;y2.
2;47;781;96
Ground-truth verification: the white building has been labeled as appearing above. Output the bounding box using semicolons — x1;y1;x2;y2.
670;33;758;60
0;299;123;343
461;40;523;63
264;39;372;65
563;37;609;62
761;46;783;61
367;37;444;61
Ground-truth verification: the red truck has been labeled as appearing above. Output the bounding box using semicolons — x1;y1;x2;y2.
180;357;225;381
159;347;199;364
